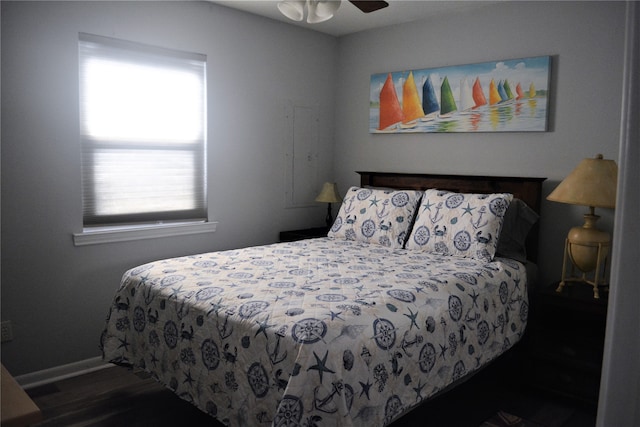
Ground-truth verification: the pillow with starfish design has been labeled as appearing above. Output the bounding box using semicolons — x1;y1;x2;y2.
328;186;422;249
406;189;513;261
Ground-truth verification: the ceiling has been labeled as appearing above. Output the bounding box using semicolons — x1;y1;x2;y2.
208;0;497;37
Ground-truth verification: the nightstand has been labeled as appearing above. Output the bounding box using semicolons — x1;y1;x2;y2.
279;227;329;242
526;281;608;406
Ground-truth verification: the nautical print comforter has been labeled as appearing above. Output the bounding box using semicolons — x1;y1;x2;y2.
101;238;529;426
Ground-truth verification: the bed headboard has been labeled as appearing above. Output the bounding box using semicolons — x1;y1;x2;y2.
357;171;546;262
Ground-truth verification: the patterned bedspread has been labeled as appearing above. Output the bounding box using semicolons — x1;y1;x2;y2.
101;238;529;426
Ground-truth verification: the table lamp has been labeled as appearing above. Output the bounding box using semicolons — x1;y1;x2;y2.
315;182;341;228
547;154;618;298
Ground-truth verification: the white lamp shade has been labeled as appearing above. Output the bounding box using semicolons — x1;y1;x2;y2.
277;1;305;22
307;0;341;23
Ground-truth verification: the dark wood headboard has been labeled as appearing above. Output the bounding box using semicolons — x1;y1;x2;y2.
357;171;546;262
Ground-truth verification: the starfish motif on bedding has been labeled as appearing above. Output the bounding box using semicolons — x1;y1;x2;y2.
307;350;335;384
403;308;420;330
118;336;130;351
413;379;427;402
359;380;372;399
468;289;480;308
439;343;448;359
169;285;184;299
207;298;227;316
183;370;195;387
255;315;276;338
462;203;475;216
328;310;343;321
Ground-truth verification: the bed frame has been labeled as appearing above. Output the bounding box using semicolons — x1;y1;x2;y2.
357;171;546;262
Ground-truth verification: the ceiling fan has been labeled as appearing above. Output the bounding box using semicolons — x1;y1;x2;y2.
277;0;389;24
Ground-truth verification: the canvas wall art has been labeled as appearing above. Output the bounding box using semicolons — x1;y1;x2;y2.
369;56;551;133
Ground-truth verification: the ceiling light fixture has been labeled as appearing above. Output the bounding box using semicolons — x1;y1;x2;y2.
277;0;342;24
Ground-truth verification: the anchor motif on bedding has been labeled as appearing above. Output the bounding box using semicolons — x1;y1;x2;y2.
470;206;489;229
175;299;190;320
314;381;352;414
400;331;424;357
459;325;467;345
217;314;234;340
376;200;390;219
142;286;156;305
267;327;288;365
429;202;444;224
343;196;357;214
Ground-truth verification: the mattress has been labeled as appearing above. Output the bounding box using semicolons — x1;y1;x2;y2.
101;237;529;426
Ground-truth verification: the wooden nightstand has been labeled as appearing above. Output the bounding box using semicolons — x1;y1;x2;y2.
526;281;608;406
279;227;329;242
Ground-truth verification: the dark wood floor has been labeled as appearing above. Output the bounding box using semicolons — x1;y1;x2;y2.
26;359;596;427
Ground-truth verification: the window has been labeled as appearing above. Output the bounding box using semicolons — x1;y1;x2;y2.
79;33;207;228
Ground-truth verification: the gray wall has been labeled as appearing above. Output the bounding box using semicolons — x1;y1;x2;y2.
1;1;337;375
333;1;625;288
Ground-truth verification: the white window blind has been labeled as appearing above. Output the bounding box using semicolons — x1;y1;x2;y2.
79;33;207;227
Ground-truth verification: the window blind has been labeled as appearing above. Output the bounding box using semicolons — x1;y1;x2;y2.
79;33;207;227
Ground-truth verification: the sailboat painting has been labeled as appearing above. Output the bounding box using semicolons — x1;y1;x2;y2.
370;56;551;133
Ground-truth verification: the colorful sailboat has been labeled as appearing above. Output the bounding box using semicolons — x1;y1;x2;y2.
440;76;457;117
421;75;440;121
515;83;524;100
401;71;425;128
497;80;509;102
459;78;474;112
503;80;514;101
528;82;536;98
489;79;501;105
472;77;487;109
377;73;404;131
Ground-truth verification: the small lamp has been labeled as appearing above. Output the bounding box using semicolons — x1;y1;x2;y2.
315;182;341;228
547;154;618;298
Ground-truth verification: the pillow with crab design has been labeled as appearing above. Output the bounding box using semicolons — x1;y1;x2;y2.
405;189;513;261
327;186;422;249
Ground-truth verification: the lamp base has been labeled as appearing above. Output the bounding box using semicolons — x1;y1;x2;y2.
325;203;333;229
556;237;610;299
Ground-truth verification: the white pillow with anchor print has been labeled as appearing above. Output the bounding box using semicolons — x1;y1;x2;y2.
406;189;513;262
328;186;422;249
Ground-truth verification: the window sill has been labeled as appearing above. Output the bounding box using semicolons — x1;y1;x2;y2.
73;221;218;246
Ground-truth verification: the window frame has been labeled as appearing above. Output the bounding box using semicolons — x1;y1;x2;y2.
78;33;208;231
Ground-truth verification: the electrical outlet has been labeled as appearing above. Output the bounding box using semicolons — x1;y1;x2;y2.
1;321;14;342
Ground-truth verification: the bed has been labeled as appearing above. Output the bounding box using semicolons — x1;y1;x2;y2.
101;172;545;427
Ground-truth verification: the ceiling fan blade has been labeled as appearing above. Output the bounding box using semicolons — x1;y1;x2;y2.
349;0;389;13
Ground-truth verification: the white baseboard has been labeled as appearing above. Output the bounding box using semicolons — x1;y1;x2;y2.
15;356;115;390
